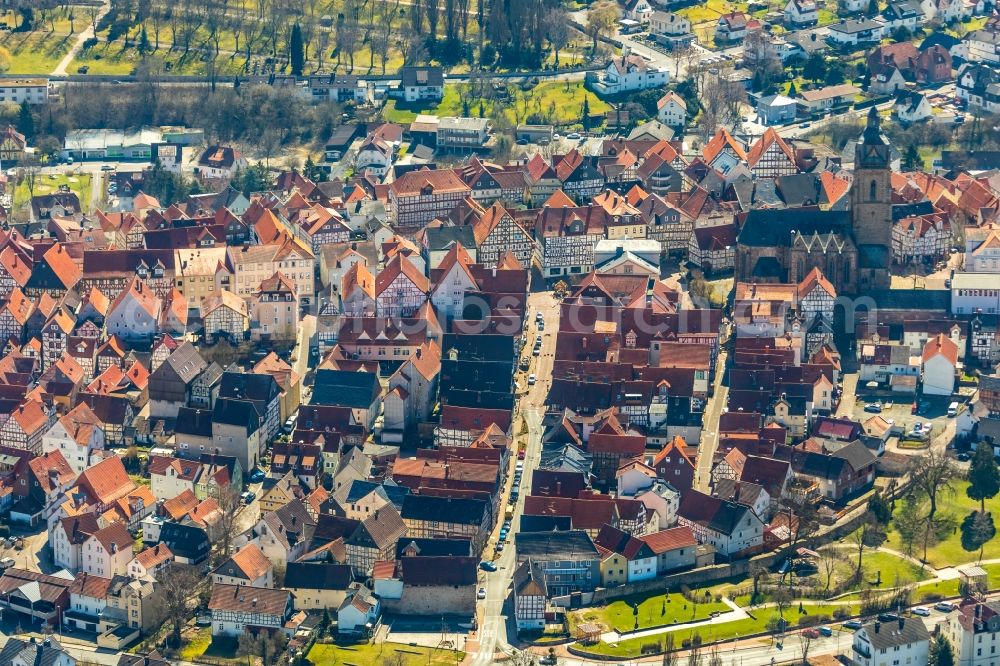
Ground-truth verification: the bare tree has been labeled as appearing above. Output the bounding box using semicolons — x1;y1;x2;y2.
798;631;815;665
706;646;723;666
158;563;200;647
687;634;702;666
907;450;957;518
818;547;838;593
544;8;571;68
586;2;619;54
211;483;243;563
662;633;675;666
849;517;886;579
18;156;41;207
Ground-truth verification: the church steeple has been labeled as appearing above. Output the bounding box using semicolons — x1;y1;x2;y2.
856;108;891;167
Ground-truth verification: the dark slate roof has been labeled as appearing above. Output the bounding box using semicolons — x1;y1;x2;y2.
175;407;213;438
919;31;960;51
892;200;935;221
212;398;261;431
400;494;488;526
865;289;949;311
218;372;280;405
284;562;353;590
342;480;409;509
400;556;477;586
862;618;930;650
312;369;381;408
426;226;477;252
677;491;756;536
519;515;573;532
737;208;850;247
396;537;473;558
514;530;599;560
0;637;71;666
441;334;516;363
159;522;210;561
775;174;822;207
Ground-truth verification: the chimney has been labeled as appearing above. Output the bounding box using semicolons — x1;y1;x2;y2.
898;616;904;632
874;621;880;633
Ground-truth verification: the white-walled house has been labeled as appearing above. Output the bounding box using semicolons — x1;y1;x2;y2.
853;618;929;666
922;333;958;396
81;523;133;578
208;584;294;638
677;490;764;556
657;91;687;126
784;0;819;26
587;55;669;96
42;403;105;475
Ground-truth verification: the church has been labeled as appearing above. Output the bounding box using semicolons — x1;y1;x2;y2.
735;108;893;296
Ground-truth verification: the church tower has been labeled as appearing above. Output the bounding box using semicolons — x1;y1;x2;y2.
851;107;893;249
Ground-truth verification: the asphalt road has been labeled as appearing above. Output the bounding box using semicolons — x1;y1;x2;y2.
472;291;559;666
695;349;729;493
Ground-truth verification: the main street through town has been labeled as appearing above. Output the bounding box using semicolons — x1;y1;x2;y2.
471;290;560;666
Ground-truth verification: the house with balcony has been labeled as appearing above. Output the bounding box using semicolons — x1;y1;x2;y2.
586;55;669;97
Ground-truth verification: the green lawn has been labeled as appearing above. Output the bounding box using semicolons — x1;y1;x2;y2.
383;81;611;128
306;642;464;666
176;628;242;663
14;173;93;213
571;591;730;634
576;603;859;658
886;480;1000;567
2;31;71;75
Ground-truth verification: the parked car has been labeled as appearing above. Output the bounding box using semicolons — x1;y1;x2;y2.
801;628;820;639
0;557;15;569
913;607;931;616
877;613;898;622
957;452;971;462
518;450;526;460
843;620;862;630
864;402;882;413
528;374;536;385
480;561;498;572
935;602;955;612
478;587;487;599
818;626;833;637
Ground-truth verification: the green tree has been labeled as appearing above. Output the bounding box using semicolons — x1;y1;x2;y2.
16;100;33;139
582;95;591;132
893;495;923;557
968;441;1000;511
462;99;471;117
788;81;798;97
138;26;150;55
960;510;995;562
868;492;893;525
930;635;955;666
902;143;922;171
867;0;879;16
825;60;847;85
290;24;305;76
803;52;827;82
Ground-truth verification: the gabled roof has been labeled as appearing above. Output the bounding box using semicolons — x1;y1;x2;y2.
374;254;429;296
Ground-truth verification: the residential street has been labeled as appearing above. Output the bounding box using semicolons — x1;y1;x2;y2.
471;291;559;665
695;350;729;493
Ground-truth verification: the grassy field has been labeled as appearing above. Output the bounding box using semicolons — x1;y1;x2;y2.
383;81;611;128
571;591;731;634
576;603;859;658
306;642;464;666
885;480;1000;567
176;628;242;663
14;173;93;212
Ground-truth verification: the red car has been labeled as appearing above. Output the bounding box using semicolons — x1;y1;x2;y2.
518;450;526;460
911;402;918;414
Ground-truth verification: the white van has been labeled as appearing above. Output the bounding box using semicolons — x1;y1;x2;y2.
948;402;958;417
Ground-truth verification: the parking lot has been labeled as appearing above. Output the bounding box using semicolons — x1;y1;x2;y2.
845;391;963;449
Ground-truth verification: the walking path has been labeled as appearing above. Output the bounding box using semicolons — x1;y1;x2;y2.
51;1;110;76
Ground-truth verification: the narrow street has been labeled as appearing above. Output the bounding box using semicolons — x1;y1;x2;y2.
695;350;728;493
51;1;112;76
471;290;559;666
